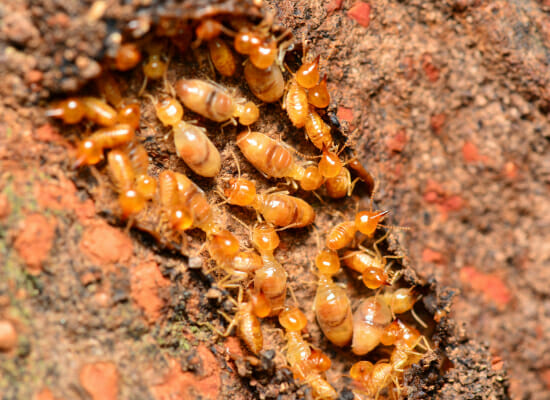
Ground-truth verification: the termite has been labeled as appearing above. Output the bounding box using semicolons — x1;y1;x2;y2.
326;210;389;251
252;223;287;316
236;131;305;181
244;61;285;103
351;296;393;355
216;289;264;355
308;75;330;108
278;306;338;400
304;107;333;150
173;121;221;178
74;124;135;167
175;79;259;126
114;43;141;71
106;149;145;218
314;250;353;347
223;177;315;228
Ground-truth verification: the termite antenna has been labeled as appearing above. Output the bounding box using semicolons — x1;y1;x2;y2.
411;306;428;329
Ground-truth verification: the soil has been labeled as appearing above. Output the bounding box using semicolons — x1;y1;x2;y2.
1;0;549;399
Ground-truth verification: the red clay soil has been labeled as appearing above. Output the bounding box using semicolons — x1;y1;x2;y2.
1;0;549;399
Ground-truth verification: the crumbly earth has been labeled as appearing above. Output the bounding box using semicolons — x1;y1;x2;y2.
1;0;548;399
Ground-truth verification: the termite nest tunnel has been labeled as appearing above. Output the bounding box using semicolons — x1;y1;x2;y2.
39;1;509;399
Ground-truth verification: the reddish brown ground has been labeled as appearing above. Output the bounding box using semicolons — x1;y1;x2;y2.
1;0;549;399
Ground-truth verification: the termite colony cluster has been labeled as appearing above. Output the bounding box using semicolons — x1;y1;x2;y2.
46;10;432;400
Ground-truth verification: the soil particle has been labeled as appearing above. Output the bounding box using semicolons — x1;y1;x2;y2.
151;350;221;400
79;361;120;400
347;2;371;27
34;123;65;143
0;320;18;352
385;128;408;153
336;106;354;124
0;193;10;221
79;221;133;265
459;266;512;308
34;388;62;400
2;10;40;47
422;247;445;265
130;261;171;323
462;141;489;164
13;213;56;275
541;369;550;390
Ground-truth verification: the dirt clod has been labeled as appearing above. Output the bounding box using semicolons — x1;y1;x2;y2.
13;213;55;275
79;361;119;400
151;352;221;400
0;193;10;221
0;320;17;351
79;221;133;265
130;261;170;323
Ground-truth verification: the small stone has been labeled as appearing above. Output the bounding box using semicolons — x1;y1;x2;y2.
79;361;119;400
206;288;222;302
76;56;101;80
14;213;56;274
0;320;17;351
188;256;203;269
0;193;10;220
348;2;371;27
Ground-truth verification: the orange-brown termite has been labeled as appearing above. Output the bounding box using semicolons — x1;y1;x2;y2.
175;79;235;122
318;146;343;179
236;131;305;181
95;72;123;108
147;95;184;127
223;178;315;228
308;75;330;108
114;43;142;71
324;166;358;199
158;170;193;232
251;223;287;316
142;47;168;82
233;30;263;55
139;47;167;96
195;18;225;41
81;97;118;126
295;55;321;89
116;102;141;130
284;79;309;128
217;289;264;355
121;141;156;200
208;37;237;77
233;101;260;126
342;230;402;290
381;287;421;316
243;61;285;103
46;98;86;124
255;193;315;228
381;319;431;372
279;306;338;399
350;360;399;400
74;124;135;167
304;107;333;150
314;250;353;347
232;18;290;70
106;149;145;218
175;79;259;126
173;121;221;177
348;157;375;196
299;164;325;191
351;296;393;355
174;172;215;234
326;210;389;251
